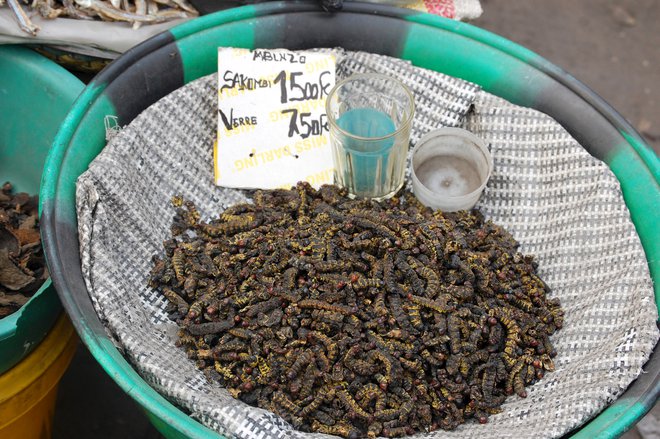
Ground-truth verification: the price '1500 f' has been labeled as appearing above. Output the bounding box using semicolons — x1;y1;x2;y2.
274;70;333;104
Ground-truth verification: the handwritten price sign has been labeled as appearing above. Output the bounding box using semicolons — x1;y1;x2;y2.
214;48;336;189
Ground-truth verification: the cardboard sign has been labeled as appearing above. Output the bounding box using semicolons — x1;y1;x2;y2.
215;48;336;189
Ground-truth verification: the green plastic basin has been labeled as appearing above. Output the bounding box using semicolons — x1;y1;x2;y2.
40;3;659;438
0;45;84;374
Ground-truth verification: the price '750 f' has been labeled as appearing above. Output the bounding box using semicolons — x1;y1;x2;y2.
282;109;328;139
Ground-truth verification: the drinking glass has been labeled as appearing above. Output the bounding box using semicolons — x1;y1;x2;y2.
326;73;415;200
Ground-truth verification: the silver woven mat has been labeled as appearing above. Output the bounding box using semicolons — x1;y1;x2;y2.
76;50;658;439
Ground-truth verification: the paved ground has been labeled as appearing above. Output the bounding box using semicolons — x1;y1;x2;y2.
474;0;659;156
52;1;659;438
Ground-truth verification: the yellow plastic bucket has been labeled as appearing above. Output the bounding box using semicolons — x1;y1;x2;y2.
0;314;77;439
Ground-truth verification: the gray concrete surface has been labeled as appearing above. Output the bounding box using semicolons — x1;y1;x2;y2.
474;0;659;156
52;1;659;438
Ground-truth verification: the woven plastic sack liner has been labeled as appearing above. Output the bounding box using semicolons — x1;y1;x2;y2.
76;49;658;439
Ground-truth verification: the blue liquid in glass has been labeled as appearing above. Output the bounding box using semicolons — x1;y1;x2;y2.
337;108;396;149
336;108;397;195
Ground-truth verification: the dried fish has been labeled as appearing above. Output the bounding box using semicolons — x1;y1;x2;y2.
35;0;63;19
169;0;194;14
61;0;94;19
146;0;157;15
132;0;146;29
75;0;158;23
1;0;199;35
6;0;39;35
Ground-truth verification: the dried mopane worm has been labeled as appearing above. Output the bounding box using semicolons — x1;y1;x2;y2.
149;183;564;438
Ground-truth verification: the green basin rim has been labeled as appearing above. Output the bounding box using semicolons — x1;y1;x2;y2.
566;343;660;438
0;45;83;373
40;3;659;439
403;12;658;178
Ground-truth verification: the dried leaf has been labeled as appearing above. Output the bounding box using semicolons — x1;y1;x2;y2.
0;226;19;254
12;192;30;208
0;183;45;318
20;240;41;253
0;291;30;307
20;195;39;216
0;248;34;291
0;306;14;318
10;226;41;246
18;214;37;230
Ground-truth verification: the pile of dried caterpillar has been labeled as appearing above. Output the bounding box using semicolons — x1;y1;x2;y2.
149;183;563;438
